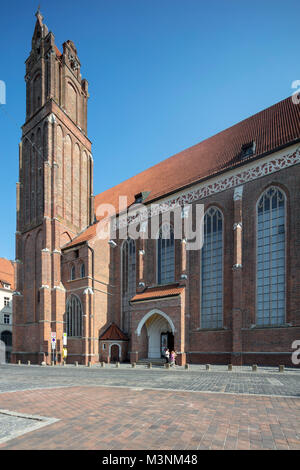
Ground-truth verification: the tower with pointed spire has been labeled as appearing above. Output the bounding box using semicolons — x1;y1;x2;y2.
13;11;94;364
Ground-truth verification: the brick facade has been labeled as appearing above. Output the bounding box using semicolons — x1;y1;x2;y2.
12;12;300;367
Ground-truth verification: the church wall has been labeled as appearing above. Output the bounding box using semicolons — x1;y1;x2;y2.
187;162;300;365
107;153;300;366
90;236;113;362
61;246;89;363
60;235;112;364
238;163;300;365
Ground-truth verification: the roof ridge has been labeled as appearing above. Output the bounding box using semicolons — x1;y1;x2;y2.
94;95;294;202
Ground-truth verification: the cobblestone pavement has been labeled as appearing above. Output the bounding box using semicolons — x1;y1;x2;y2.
0;364;299;397
0;365;299;450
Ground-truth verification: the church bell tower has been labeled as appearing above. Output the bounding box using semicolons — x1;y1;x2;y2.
13;10;94;364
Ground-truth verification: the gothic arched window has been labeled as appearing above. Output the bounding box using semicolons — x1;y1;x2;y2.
80;263;85;278
201;207;223;329
157;223;175;285
66;295;83;337
256;187;286;326
70;265;75;280
121;238;136;333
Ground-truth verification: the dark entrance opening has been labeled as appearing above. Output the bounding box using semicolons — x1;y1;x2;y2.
1;331;12;364
161;332;174;358
110;344;120;363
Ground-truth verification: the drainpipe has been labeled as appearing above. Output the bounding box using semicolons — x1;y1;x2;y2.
87;243;95;357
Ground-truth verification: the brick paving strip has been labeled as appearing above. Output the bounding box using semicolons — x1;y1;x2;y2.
0;385;299;450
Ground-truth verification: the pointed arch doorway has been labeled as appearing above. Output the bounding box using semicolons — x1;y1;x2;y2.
136;310;175;359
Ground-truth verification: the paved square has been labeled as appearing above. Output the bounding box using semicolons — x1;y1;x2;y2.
0;364;299;450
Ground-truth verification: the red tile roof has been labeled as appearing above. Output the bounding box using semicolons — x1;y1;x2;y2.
94;96;300;210
64;95;300;249
99;323;128;341
55;45;62;57
0;258;15;290
131;284;184;303
61;223;98;249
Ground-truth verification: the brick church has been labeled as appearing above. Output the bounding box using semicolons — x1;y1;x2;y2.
12;11;300;366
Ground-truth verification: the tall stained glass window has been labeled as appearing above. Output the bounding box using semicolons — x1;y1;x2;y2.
66;295;83;337
157;224;175;285
256;187;285;326
201;207;223;329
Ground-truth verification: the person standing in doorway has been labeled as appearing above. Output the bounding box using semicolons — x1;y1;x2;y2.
170;350;176;367
164;348;170;364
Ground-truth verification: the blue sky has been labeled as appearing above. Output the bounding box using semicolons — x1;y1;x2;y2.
0;0;299;260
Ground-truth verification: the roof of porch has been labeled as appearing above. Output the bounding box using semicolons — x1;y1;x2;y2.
99;323;128;341
131;283;184;303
